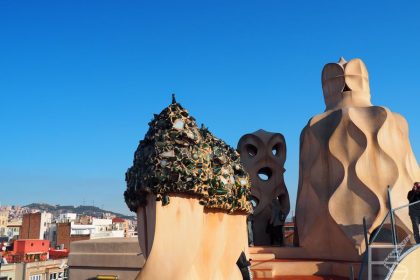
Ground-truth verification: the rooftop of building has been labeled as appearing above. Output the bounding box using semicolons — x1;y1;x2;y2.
112;217;125;223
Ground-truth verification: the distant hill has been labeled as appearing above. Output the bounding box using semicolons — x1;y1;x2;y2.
24;203;135;220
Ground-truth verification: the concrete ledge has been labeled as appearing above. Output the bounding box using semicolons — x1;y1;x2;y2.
250;246;311;259
69;252;143;268
68;237;145;280
250;246;362;262
251;260;361;278
70;237;142;254
249;246;362;278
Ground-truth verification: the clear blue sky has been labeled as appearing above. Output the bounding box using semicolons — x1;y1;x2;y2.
1;1;420;215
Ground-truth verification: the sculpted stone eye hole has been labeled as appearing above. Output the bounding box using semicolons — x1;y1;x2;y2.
246;144;257;157
272;143;282;156
257;167;272;181
272;148;277;156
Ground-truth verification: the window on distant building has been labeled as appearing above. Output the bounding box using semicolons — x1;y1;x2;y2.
49;271;65;280
29;275;42;280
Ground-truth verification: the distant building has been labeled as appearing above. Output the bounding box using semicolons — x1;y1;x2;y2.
112;217;129;237
0;210;9;236
6;239;49;263
283;221;296;246
1;239;68;280
23;259;68;280
111;217;126;230
0;262;24;280
0;259;68;280
20;212;52;240
91;218;123;239
47;218;126;250
125;219;138;238
91;230;124;239
49;247;69;260
76;215;92;225
57;213;77;223
101;212;116;220
69;223;96;236
6;220;22;239
92;218;112;231
48;223;91;249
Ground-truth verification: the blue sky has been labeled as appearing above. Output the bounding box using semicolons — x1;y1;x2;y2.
1;1;420;215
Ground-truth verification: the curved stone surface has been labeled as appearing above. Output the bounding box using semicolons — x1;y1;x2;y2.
389;245;420;280
136;196;248;280
296;58;420;261
237;129;290;245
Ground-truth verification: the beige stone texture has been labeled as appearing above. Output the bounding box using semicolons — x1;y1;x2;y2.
296;57;420;261
237;129;290;245
136;195;248;280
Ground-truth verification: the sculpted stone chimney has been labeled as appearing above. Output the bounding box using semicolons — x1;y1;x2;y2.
124;96;252;280
296;58;420;261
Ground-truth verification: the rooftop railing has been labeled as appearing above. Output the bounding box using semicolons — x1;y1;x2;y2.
358;187;420;280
